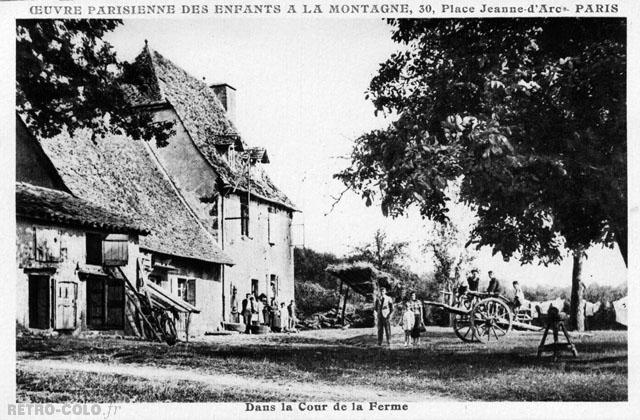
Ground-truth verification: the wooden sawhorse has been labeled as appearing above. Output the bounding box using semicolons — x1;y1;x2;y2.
537;306;578;361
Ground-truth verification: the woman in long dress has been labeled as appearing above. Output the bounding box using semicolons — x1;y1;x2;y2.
407;292;424;346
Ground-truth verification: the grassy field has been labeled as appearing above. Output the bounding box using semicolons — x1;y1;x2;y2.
16;327;627;402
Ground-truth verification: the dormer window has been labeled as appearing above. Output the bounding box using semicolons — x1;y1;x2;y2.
215;144;230;160
228;144;237;168
247;147;270;165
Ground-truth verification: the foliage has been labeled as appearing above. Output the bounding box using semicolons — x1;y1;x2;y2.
349;229;408;271
584;283;627;303
294;247;342;290
347;229;433;300
423;220;477;290
522;282;626;303
16;19;174;145
336;18;626;266
293;247;344;315
294;281;341;316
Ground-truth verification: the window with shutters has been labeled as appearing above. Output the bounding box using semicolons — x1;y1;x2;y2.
177;278;196;307
86;233;128;266
102;234;128;266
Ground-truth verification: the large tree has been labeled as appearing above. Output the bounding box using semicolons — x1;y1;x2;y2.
17;19;173;144
337;19;626;329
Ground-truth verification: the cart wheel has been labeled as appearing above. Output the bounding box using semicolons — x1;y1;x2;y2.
453;314;476;342
470;298;512;343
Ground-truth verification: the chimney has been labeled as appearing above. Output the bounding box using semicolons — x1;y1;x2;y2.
210;83;236;124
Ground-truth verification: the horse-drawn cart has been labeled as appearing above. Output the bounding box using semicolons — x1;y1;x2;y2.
425;290;540;343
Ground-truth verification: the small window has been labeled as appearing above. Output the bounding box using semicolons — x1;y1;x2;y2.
86;233;103;265
210;196;219;240
251;279;259;298
177;278;196;307
102;234;129;266
35;228;61;262
270;274;279;301
86;233;128;266
228;144;237;169
240;194;249;237
177;278;186;300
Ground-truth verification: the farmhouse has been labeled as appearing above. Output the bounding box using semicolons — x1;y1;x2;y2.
16;114;231;337
123;43;297;323
16;42;296;338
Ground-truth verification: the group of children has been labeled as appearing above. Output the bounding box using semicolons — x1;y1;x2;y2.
400;296;427;347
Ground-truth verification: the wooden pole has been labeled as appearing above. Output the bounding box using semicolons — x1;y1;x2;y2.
341;288;349;324
336;280;344;314
185;312;191;343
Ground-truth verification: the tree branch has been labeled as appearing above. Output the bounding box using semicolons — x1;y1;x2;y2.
324;186;351;216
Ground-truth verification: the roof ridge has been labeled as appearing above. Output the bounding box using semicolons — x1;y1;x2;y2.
129;42;166;104
147;48;241;135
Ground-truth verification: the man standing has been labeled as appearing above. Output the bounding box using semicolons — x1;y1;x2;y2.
467;269;480;291
374;286;394;346
241;293;253;334
486;271;502;294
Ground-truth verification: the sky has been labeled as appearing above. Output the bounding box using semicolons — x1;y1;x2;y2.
105;18;627;288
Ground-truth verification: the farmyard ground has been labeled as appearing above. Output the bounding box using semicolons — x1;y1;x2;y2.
16;327;627;402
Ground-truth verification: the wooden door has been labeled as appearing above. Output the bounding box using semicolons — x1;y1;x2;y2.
86;276;124;330
105;276;124;328
86;276;104;329
54;281;77;330
28;275;50;329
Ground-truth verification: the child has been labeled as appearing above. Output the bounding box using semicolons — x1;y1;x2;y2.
401;302;415;347
513;281;526;310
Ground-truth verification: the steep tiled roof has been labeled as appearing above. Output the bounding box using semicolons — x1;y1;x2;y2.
127;46;297;211
24;120;233;266
16;182;148;234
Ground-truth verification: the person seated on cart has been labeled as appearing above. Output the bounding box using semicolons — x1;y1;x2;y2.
486;271;502;295
512;281;528;311
466;268;480;292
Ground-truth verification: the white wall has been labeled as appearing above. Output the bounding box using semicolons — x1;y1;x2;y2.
222;194;294;319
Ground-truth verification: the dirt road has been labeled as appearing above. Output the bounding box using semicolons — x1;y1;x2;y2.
17;358;449;401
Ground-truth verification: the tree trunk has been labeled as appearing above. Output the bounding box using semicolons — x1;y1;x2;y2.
616;226;628;267
569;251;585;332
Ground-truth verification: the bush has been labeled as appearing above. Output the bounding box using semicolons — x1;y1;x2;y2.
295;281;340;317
523;283;626;304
